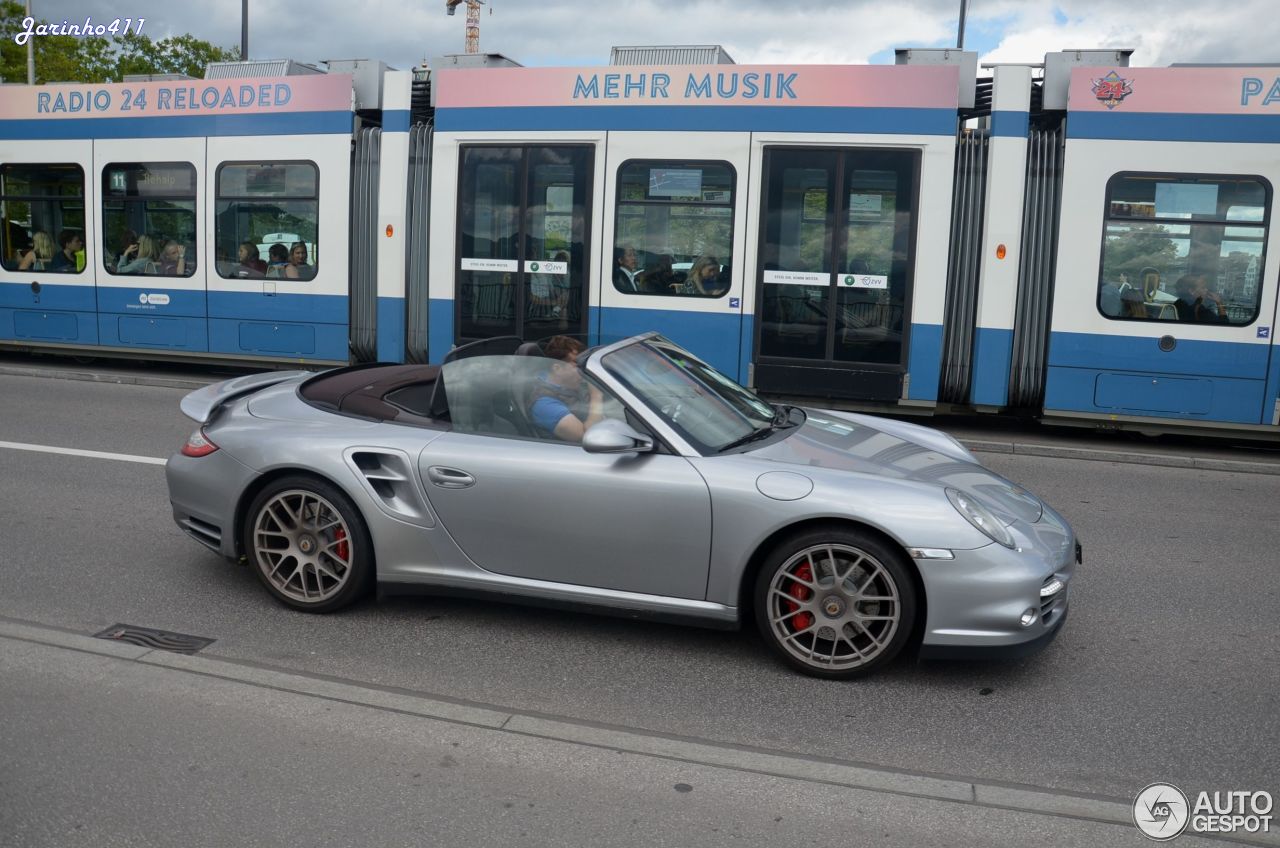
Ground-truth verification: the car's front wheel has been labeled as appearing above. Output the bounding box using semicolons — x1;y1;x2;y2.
242;475;372;613
754;527;917;679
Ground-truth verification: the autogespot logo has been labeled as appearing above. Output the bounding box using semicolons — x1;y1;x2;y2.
1134;783;1190;841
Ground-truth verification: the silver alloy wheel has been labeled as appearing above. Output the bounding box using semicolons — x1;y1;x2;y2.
251;489;354;604
766;543;901;671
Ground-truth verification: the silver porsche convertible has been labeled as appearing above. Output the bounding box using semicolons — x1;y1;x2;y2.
166;333;1079;678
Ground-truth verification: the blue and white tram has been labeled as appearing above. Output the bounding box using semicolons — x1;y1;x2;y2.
0;73;371;362
1;50;1278;437
1042;66;1280;430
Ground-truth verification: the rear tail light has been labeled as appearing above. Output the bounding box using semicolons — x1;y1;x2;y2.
181;428;219;457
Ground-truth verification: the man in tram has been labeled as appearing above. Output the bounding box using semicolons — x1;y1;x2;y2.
613;244;641;292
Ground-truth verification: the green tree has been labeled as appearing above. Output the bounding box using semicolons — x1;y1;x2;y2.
1101;224;1182;284
0;2;235;84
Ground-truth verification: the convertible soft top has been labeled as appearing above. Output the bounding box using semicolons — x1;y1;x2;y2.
299;363;445;425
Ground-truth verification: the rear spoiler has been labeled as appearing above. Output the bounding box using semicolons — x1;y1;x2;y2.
179;371;310;423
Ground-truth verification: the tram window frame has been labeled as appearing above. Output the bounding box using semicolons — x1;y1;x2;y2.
0;163;87;275
102;162;198;279
213;160;320;282
612;159;737;299
1096;171;1271;327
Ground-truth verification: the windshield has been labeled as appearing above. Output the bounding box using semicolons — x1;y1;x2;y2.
601;337;776;453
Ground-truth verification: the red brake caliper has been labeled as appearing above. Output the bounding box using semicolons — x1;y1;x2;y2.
783;562;814;632
334;527;350;561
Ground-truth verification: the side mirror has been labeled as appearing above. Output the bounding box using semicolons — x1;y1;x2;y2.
581;419;654;454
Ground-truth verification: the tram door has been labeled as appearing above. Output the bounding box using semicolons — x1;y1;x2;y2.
754;147;920;400
456;145;594;344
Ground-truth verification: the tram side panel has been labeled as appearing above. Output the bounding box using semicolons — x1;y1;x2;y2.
970;66;1033;408
1044;67;1280;429
598;131;751;380
376;71;414;363
205;133;353;363
0;139;98;347
93;137;209;354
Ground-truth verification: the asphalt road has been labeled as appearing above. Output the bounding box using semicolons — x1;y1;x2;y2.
1;371;1277;845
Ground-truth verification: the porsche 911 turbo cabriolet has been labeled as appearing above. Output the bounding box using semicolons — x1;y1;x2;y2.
166;333;1078;678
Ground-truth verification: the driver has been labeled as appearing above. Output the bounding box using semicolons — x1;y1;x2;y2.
528;335;605;442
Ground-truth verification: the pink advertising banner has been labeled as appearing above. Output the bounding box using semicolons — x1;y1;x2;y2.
1070;67;1280;114
435;65;960;109
0;73;353;121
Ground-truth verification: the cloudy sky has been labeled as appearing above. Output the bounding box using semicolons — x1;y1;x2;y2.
20;0;1280;70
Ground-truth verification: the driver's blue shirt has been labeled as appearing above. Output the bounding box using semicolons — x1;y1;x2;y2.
529;374;577;434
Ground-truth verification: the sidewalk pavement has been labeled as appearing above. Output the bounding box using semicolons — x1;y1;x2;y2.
3;352;1278;476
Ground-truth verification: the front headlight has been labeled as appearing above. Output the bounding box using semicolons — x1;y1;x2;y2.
946;487;1016;548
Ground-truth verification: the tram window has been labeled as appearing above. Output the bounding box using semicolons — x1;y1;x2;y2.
1098;173;1269;325
102;163;197;278
613;161;735;298
0;164;86;274
214;162;319;280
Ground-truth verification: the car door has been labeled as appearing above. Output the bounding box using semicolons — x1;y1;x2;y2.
417;431;712;599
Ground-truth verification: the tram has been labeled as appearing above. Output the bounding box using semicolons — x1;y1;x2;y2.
1;48;1277;435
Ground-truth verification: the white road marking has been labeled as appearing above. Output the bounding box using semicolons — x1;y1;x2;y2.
0;440;167;466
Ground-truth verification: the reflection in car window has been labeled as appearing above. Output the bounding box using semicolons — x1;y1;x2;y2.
602;339;774;453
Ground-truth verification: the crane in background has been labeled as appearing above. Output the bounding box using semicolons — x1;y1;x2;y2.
445;0;485;55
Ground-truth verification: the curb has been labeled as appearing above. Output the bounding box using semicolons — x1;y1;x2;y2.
962;439;1280;476
3;616;1277;845
0;364;211;390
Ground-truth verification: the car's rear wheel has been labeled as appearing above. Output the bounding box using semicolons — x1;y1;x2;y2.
242;476;372;613
753;527;917;679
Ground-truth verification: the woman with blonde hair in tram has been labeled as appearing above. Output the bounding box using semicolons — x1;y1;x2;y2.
116;234;160;275
681;255;722;295
18;231;55;271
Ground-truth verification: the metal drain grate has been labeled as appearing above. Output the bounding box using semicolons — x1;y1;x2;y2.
94;624;215;655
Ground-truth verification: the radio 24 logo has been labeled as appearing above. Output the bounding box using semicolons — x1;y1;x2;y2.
1134;783;1273;841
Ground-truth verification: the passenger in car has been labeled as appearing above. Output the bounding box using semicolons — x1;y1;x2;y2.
528;335;605;442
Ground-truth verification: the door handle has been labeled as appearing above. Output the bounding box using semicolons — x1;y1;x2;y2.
427;466;475;489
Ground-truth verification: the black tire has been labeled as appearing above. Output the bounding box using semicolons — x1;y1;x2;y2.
753;526;917;679
241;475;373;613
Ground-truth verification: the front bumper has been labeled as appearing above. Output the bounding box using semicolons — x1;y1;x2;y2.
914;531;1077;657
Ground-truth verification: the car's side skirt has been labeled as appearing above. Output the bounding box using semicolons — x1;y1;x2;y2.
377;572;741;631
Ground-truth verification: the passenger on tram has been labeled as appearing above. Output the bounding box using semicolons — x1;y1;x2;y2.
287;241;315;279
613;244;641;292
265;243;290;277
684;255;722;295
17;231;54;271
157;240;189;276
1173;273;1225;323
116;234;159;274
49;229;82;272
642;253;677;293
237;241;267;277
530;250;571;321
